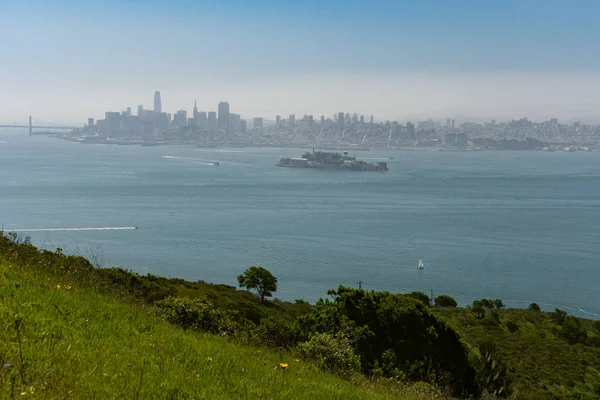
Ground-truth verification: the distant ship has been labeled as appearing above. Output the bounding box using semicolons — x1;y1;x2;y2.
417;258;424;270
277;149;388;172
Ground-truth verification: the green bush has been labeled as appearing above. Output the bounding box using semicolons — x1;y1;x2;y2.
297;332;361;378
506;320;519;333
254;316;296;348
560;316;587;345
155;296;238;335
528;303;541;312
434;295;457;308
407;291;430;306
551;308;568;325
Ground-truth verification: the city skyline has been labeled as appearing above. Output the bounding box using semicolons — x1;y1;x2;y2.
2;1;600;123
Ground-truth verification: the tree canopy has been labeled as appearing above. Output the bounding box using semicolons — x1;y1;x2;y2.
237;266;277;302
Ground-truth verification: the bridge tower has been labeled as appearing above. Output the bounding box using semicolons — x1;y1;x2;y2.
29;116;32;136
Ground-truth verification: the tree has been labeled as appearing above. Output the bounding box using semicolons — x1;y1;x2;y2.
435;294;458;308
528;303;541;312
492;299;505;310
407;291;430;306
237;266;277;302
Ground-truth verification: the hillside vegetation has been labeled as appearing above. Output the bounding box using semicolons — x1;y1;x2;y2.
0;235;438;399
2;231;600;399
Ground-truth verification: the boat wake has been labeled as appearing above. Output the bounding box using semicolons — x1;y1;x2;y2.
162;155;218;166
7;227;138;232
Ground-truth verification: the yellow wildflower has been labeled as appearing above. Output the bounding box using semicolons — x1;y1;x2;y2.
56;284;61;289
279;363;288;369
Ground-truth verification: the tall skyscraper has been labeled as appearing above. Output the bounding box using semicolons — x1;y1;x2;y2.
218;102;230;132
154;91;162;113
193;101;199;123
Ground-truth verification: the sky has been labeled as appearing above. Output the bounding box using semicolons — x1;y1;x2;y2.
2;0;600;124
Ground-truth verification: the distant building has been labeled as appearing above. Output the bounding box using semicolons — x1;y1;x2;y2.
199;111;207;125
240;119;247;133
88;118;94;126
288;114;295;128
229;113;241;133
154;91;162;113
307;115;314;128
253;117;263;129
338;112;345;130
174;110;187;126
275;115;281;128
193;101;199;123
446;118;451;127
406;122;415;136
417;119;435;131
320;115;325;126
451;119;456;128
360;115;364;124
105;111;121;137
207;111;217;131
218;102;230;132
137;105;144;117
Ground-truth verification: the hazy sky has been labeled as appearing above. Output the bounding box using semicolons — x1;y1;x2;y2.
2;0;600;124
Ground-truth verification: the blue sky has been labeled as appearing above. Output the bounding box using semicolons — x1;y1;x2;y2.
2;0;600;123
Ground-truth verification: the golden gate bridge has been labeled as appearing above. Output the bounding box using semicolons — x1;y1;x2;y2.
0;116;80;135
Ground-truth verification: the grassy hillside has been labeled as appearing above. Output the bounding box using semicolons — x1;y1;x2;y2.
436;307;600;399
0;253;438;399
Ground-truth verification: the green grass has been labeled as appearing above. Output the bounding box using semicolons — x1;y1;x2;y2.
435;307;600;399
0;261;439;399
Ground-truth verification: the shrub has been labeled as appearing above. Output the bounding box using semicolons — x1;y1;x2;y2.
155;296;238;335
550;308;568;325
435;294;457;308
560;316;587;345
528;303;541;312
254;316;296;348
506;320;519;333
407;291;430;306
297;332;360;378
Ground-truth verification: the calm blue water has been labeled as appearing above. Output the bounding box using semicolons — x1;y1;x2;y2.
1;131;599;317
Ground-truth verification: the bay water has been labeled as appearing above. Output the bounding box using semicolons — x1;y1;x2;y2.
1;131;598;317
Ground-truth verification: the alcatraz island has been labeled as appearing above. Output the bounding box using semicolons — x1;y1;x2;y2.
277;149;389;171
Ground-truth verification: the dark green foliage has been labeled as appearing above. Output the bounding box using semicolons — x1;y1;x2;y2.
434;295;457;308
528;303;541;312
477;342;512;398
505;320;519;333
560;316;588;345
492;299;505;310
471;301;486;319
407;291;430;306
155;296;238;335
551;308;568;325
237;266;278;302
594;321;600;335
253;316;296;348
435;307;600;399
298;286;478;397
297;332;361;378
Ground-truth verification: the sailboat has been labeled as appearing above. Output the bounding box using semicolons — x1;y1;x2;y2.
417;258;424;270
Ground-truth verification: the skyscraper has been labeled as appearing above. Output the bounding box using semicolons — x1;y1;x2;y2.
218;102;230;132
154;91;162;113
338;112;345;129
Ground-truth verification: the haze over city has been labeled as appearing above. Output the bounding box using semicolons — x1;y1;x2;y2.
2;0;600;124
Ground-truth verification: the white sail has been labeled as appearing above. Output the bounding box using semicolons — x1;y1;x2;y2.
417;259;424;269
